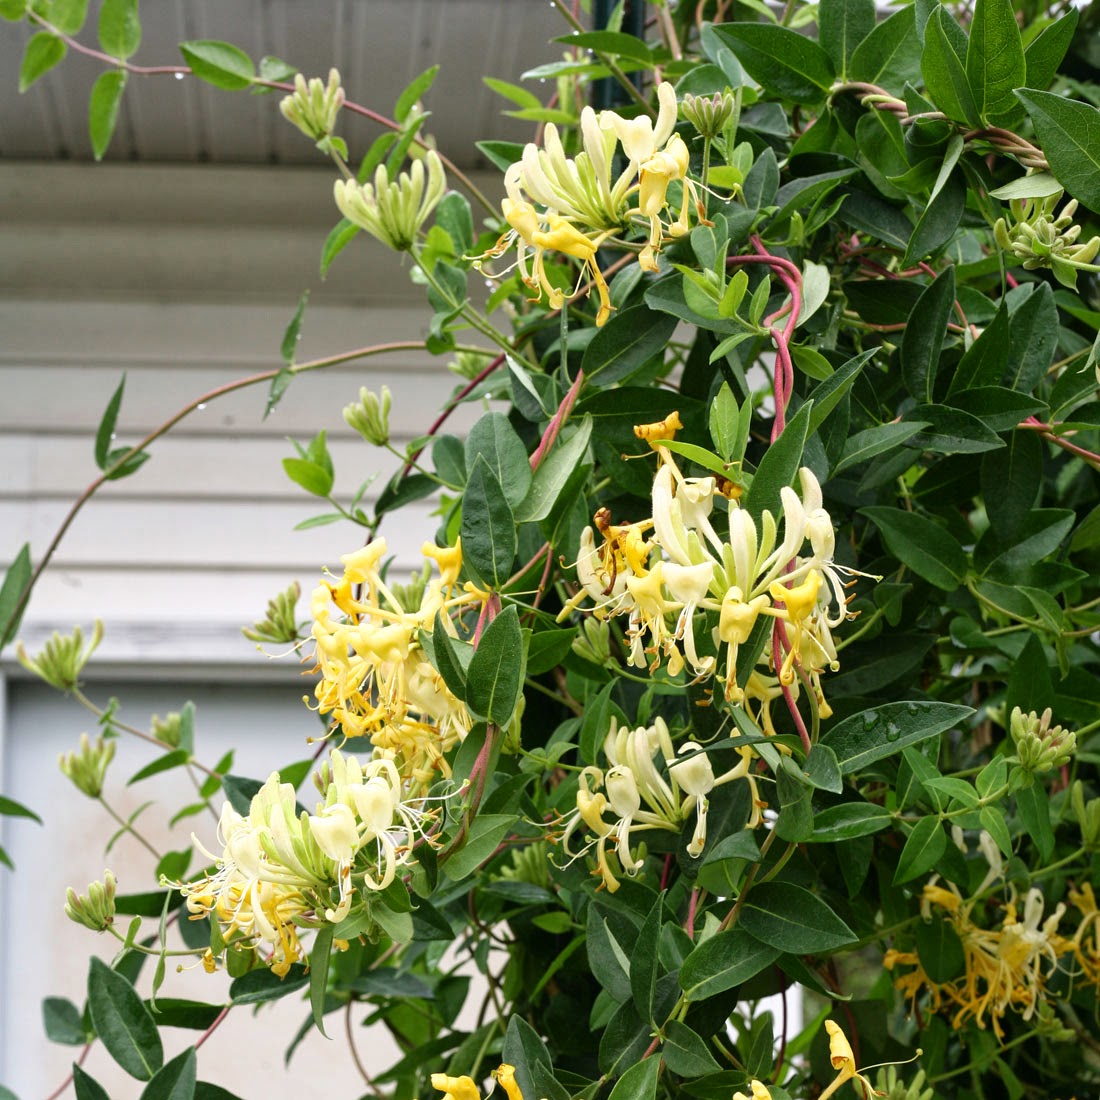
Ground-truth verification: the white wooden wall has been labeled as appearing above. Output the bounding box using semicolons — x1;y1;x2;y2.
0;160;496;666
0;159;497;1095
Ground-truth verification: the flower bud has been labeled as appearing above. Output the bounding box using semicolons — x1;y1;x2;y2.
151;712;183;748
681;90;735;139
59;733;115;798
279;69;345;142
572;617;611;666
65;870;117;932
447;350;494;380
242;581;302;645
17;621;103;693
343;385;391;446
994;189;1100;289
333;150;447;251
1009;706;1076;773
1071;780;1100;851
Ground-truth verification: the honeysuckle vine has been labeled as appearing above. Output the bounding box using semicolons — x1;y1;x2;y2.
4;1;1100;1098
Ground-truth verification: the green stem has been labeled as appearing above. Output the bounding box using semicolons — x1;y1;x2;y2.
928;1029;1037;1083
548;0;655;115
98;796;162;861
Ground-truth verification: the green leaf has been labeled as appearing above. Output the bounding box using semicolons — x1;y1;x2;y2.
739;883;857;952
139;1048;196;1100
809;802;893;841
309;923;334;1038
87;957;163;1081
394;64;439;122
319;218;359;277
711;23;834;104
554;30;653;64
850;6;921;89
921;8;980;126
915;915;965;981
98;0;140;60
900;267;955;404
220;774;264;816
947;304;1009;393
903;403;1005;454
803;744;843;793
94;375;128;470
442;814;514;879
862;506;967;590
464;412;531;511
1015;782;1054;860
581;306;677;386
483;76;542;111
662;1020;722;1077
475;140;526;174
894;816;947;884
516;417;593;523
904;170;965;265
280;290;309;366
21;31;67;93
680;928;781;1001
127;750;191;786
0;0;25;19
73;1066;112;1100
281;458;333;498
1014;89;1100;212
744;401;812;523
180;41;255;91
465;605;526;727
1004;282;1057;392
630;895;663;1025
0;542;32;649
807;349;876;436
833;421;927;474
49;0;88;35
88;69;127;160
607;1052;660;1100
461;457;517;589
819;0;875;78
1023;9;1078;92
965;0;1025;126
0;793;40;823
43;996;86;1045
141;1000;221;1030
229;964;308;1005
425;613;472;701
820;701;972;774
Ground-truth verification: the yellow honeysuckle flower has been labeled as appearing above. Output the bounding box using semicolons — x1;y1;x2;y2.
494;1065;524;1100
818;1020;876;1100
431;1074;482;1100
732;1081;772;1100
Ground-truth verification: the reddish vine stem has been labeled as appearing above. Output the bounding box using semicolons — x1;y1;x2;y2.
771;619;812;753
195;1005;232;1050
401;353;506;478
530;368;586;470
2;341;430;647
43;1043;91;1100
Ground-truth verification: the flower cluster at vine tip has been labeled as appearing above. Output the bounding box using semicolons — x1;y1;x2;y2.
560;418;864;723
309;537;486;790
486;81;703;325
561;715;762;891
177;748;445;976
885;833;1100;1039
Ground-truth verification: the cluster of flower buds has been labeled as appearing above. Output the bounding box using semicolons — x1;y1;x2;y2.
334;151;447;252
1009;705;1076;773
17;620;102;693
59;733;115;799
279;69;345;143
65;870;117;932
994;190;1100;289
680;90;736;140
343;384;392;446
874;1064;934;1100
151;711;183;749
242;580;302;646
